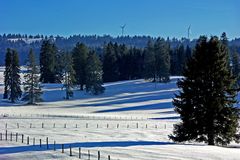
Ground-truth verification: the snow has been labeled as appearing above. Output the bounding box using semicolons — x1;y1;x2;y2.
0;67;239;160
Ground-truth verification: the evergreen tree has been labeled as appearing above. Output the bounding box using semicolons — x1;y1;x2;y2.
86;51;105;95
3;48;12;99
22;49;42;104
4;49;22;102
40;40;58;83
144;40;156;81
72;43;88;90
62;52;75;99
170;36;240;145
185;45;192;60
232;49;240;86
154;38;170;82
103;42;119;82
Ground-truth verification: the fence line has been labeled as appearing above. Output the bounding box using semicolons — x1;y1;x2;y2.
2;122;171;130
1;113;148;121
0;130;115;160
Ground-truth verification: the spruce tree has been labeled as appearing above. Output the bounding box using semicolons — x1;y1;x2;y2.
40;40;58;83
22;49;42;104
86;51;105;95
103;42;119;82
6;49;22;103
62;52;75;99
72;43;88;90
154;38;170;82
170;36;240;145
144;40;156;81
232;49;240;87
176;44;186;75
3;48;12;99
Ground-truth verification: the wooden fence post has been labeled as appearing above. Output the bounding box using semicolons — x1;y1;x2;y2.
54;141;56;151
46;137;49;149
79;147;81;158
108;155;110;160
16;133;18;142
62;144;64;153
27;136;29;145
10;132;12;141
0;133;2;141
22;134;24;143
88;150;90;160
98;151;100;160
40;139;42;147
5;130;7;141
33;137;35;145
70;145;72;156
42;123;44;128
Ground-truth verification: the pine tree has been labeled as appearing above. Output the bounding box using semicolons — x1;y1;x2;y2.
3;48;12;99
154;38;170;82
22;49;42;104
144;40;156;81
40;40;58;83
170;36;240;145
185;45;192;60
176;44;186;75
62;52;75;99
232;49;240;87
86;51;105;95
103;42;119;82
72;43;88;90
5;49;22;103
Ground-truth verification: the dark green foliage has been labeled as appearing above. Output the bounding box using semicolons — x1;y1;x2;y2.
232;49;240;86
144;38;171;82
170;36;240;146
103;42;119;82
154;38;170;82
72;43;88;90
22;49;42;104
4;49;22;102
86;51;105;95
3;48;12;99
144;40;156;81
62;52;75;99
170;44;191;75
40;40;58;83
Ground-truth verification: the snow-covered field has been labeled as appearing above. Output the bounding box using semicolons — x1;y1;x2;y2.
0;66;239;160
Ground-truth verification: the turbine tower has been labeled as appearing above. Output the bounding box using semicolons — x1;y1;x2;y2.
187;25;191;40
120;24;126;37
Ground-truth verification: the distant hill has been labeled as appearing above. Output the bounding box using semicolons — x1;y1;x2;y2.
0;34;239;65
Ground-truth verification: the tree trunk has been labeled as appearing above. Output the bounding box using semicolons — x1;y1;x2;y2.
208;132;215;145
80;84;84;91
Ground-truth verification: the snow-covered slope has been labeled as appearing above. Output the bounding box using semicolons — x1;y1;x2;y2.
0;67;239;160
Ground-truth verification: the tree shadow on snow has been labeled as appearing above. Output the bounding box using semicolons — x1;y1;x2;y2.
0;140;175;155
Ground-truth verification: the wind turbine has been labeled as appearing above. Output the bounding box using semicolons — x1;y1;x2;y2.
187;25;191;40
120;24;126;37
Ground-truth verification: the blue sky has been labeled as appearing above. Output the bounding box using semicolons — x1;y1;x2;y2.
0;0;239;39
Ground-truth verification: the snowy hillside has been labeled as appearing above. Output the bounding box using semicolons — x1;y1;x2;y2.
0;67;239;160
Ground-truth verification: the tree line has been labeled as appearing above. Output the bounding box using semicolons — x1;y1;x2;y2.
3;34;240;104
